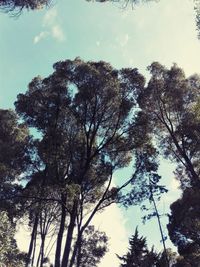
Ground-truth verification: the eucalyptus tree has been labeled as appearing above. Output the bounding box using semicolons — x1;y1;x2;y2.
0;108;31;223
15;58;148;267
138;62;200;189
137;62;200;263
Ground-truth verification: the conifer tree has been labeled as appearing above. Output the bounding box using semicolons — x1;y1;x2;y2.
117;228;159;267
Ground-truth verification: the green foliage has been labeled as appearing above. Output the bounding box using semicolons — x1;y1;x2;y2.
0;109;31;220
78;225;108;267
0;0;49;14
117;227;159;267
168;187;200;265
15;58;147;267
138;62;200;189
0;109;30;183
0;211;26;266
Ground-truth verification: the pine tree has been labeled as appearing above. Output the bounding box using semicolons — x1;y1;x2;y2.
117;228;159;267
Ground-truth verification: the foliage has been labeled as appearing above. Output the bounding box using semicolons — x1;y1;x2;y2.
138;62;200;189
0;211;26;266
0;109;31;220
0;109;29;183
117;227;159;267
0;0;49;14
168;187;200;266
14;58;148;267
77;225;108;267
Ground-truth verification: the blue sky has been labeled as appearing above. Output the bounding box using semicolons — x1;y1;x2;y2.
1;0;200;265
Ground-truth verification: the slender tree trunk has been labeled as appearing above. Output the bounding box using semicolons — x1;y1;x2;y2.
54;195;67;267
68;231;82;267
61;201;77;267
151;195;169;267
40;235;45;267
31;233;37;266
36;247;41;267
26;215;39;267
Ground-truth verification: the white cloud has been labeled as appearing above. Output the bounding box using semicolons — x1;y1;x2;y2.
33;31;49;44
51;25;65;42
43;8;58;27
33;8;65;44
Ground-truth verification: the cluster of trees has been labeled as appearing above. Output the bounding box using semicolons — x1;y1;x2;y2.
1;0;200;265
119;62;200;267
1;58;200;267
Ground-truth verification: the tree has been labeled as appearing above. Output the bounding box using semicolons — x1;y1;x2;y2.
0;211;26;267
138;62;200;265
76;225;108;267
15;58;148;267
0;0;156;14
0;108;31;223
0;0;49;14
138;62;200;189
0;109;29;185
117;227;159;267
168;187;200;267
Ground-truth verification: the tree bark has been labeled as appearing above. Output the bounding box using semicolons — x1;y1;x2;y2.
61;201;77;267
68;231;82;267
54;195;67;267
40;235;45;267
26;215;39;267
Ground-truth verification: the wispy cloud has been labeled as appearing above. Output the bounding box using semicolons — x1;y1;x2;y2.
33;8;65;44
33;31;49;44
43;9;58;27
51;25;65;42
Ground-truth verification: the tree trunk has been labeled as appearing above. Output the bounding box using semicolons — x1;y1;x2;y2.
26;215;39;267
40;235;45;267
68;231;82;267
31;232;37;266
61;201;77;267
54;195;67;267
151;193;169;267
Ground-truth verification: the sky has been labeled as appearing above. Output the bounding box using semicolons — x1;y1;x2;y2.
1;0;200;266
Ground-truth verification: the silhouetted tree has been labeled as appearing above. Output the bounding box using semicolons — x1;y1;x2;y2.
168;187;200;267
117;227;159;267
76;225;108;267
0;211;26;266
138;62;200;189
15;58;148;267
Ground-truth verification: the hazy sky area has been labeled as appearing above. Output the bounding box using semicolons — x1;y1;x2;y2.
1;0;200;266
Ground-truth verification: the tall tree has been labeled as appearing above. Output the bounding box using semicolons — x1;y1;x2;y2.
15;58;147;267
138;62;200;189
138;62;200;265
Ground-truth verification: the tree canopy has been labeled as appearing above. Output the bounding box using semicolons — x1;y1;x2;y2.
13;58;160;267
